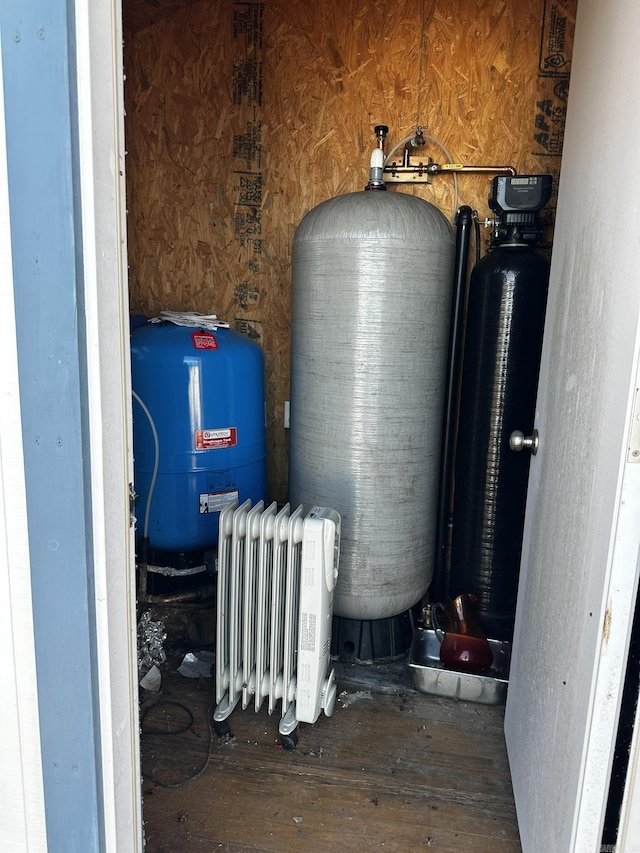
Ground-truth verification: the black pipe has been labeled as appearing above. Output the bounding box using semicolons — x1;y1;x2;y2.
432;205;473;601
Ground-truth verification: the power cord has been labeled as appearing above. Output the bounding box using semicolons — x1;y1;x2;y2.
140;700;217;789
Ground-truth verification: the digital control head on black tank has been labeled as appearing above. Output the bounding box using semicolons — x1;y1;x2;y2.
488;175;553;246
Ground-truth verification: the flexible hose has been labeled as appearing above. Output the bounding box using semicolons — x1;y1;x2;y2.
384;131;459;222
384;132;423;165
132;389;160;541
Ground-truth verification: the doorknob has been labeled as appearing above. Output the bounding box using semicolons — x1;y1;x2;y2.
509;429;539;455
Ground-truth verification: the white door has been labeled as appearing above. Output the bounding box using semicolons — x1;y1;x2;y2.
504;1;640;851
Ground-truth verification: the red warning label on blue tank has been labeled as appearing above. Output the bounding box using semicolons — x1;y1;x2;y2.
192;331;218;350
195;427;237;450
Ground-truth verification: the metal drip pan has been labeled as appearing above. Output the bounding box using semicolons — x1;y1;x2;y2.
409;628;511;705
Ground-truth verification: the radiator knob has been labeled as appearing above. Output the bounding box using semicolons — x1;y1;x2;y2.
509;429;539;455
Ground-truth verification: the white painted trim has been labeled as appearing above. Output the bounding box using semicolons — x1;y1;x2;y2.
74;0;141;849
0;41;48;853
573;364;640;847
74;8;117;846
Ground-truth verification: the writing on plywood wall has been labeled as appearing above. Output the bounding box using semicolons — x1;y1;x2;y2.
123;0;577;502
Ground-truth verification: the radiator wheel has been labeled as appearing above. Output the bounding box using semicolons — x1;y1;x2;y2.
213;719;231;738
280;730;298;750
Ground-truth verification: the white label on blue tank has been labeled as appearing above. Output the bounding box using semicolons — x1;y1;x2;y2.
195;427;237;450
199;490;239;514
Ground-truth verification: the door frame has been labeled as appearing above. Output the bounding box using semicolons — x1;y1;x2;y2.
1;0;142;847
74;0;142;848
0;40;48;852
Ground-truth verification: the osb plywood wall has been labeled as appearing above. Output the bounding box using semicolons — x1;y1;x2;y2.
123;0;577;502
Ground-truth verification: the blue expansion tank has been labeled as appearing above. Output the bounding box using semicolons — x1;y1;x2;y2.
131;321;267;552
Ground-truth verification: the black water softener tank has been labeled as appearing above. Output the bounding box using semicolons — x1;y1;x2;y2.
447;175;552;642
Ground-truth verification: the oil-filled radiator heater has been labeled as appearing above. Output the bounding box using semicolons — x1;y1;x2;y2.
213;499;341;748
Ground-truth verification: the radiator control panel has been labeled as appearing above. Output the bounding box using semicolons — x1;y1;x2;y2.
296;506;341;723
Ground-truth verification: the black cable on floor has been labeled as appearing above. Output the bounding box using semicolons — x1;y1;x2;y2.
141;700;216;789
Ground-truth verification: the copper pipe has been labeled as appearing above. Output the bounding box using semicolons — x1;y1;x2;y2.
383;163;517;176
436;164;518;175
139;584;217;605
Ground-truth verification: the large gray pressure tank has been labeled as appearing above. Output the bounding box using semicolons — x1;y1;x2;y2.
289;190;455;621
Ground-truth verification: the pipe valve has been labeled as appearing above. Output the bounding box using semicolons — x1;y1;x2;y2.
373;124;389;148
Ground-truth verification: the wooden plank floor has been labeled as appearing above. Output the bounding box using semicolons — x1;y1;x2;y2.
140;654;521;852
